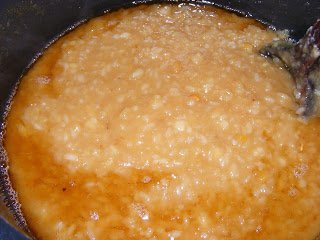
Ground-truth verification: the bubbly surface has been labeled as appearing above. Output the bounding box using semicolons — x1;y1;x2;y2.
4;4;320;240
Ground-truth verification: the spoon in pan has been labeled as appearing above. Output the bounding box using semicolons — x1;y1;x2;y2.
260;19;320;119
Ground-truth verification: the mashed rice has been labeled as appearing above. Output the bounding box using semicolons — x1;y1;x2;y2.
4;4;320;240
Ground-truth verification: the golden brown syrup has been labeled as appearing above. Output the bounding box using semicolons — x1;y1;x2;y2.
4;4;320;240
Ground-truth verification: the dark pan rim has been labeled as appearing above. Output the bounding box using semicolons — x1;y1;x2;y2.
0;0;317;239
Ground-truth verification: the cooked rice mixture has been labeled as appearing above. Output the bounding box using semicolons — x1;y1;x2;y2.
4;4;320;240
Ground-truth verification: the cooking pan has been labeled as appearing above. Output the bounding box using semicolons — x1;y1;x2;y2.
0;0;319;239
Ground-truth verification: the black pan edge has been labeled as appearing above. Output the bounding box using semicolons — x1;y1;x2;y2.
0;0;319;239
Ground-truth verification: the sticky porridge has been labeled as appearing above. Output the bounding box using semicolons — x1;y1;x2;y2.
4;4;320;240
